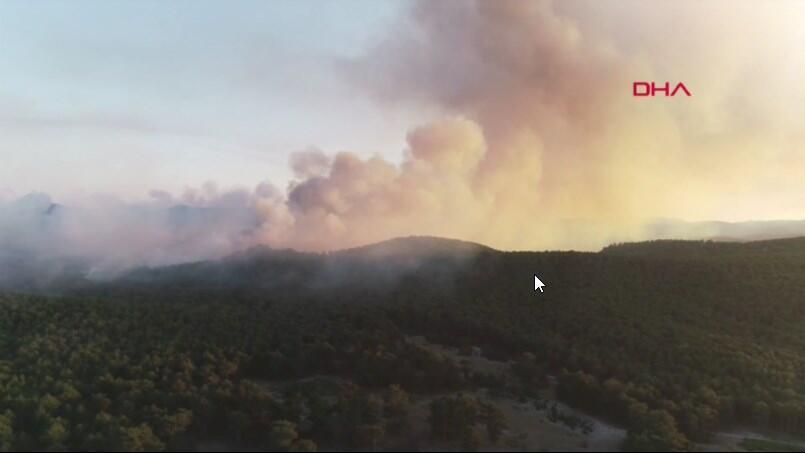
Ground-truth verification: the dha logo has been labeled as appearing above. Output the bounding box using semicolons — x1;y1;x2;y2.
633;81;691;97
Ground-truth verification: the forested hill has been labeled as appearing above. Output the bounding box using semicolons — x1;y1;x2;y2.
100;236;805;445
603;236;805;260
4;236;805;451
100;236;496;297
100;235;805;304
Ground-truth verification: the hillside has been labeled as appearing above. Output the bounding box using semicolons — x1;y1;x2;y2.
101;236;492;298
603;236;805;260
3;236;805;451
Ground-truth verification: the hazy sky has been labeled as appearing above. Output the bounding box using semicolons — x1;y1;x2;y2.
0;0;417;200
1;0;805;258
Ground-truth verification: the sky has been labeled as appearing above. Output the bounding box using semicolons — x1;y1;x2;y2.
0;0;416;200
1;0;805;262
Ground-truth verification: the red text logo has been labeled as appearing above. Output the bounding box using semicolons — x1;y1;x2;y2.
633;81;691;97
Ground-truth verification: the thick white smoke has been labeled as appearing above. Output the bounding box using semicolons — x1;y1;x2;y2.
262;0;805;251
2;0;804;273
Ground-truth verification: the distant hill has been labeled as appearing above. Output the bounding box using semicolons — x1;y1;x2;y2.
7;190;805;294
107;236;493;296
340;236;494;258
57;233;805;298
647;218;805;242
603;236;805;260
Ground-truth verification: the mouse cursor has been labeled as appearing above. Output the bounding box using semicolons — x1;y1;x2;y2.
534;274;546;293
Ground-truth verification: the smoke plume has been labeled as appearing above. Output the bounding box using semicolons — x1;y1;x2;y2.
267;0;805;251
2;0;805;273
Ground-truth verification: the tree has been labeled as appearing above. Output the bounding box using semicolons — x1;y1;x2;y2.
429;394;481;442
461;426;483;452
118;424;165;452
482;403;507;444
291;439;318;452
385;385;411;433
268;420;317;452
269;420;299;451
226;410;251;442
159;409;193;439
752;401;770;428
624;409;689;452
385;385;411;418
43;418;69;450
0;411;14;452
355;423;385;450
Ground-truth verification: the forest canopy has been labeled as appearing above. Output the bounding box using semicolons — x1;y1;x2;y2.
3;236;805;451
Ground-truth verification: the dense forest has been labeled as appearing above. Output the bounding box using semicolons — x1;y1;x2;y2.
3;236;805;451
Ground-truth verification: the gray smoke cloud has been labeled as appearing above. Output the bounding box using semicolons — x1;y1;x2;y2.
2;0;804;279
0;189;265;277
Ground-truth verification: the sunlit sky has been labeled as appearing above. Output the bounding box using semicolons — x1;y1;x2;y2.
0;0;419;200
1;0;804;233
